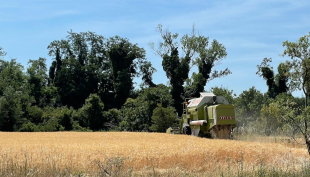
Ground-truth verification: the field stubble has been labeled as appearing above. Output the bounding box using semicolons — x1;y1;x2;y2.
0;132;309;176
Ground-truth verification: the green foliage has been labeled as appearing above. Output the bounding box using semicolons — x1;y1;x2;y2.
151;24;230;115
119;98;148;131
42;118;60;131
27;58;48;106
119;84;173;131
210;86;235;104
76;94;105;130
195;38;230;85
184;72;205;98
256;58;289;98
19;122;39;132
0;87;24;131
275;96;309;138
150;105;176;132
283;32;310;107
0;46;6;56
107;36;151;108
47;31;155;110
39;85;60;107
27;106;43;124
104;109;120;125
259;103;281;135
234;87;266;127
72;121;91;132
0;59;26;96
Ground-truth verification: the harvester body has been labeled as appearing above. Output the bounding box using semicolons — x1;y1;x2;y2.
180;92;236;139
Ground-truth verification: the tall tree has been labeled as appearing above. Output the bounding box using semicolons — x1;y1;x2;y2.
151;24;230;115
0;59;26;96
280;32;310;157
256;58;289;98
184;72;205;98
107;36;153;108
194;38;230;90
0;59;31;131
27;58;48;106
0;87;23;131
150;25;197;115
47;31;107;109
283;32;310;107
48;31;155;109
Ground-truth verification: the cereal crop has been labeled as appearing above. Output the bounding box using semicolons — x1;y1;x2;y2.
0;132;309;176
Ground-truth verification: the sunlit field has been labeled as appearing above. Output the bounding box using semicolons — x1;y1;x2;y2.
0;132;309;176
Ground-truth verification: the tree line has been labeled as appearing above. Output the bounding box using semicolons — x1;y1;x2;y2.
1;27;310;148
0;25;230;132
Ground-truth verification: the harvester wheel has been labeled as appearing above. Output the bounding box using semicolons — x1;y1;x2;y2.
183;126;191;135
229;128;234;140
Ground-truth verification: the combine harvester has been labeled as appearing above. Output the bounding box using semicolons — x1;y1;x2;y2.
180;92;236;139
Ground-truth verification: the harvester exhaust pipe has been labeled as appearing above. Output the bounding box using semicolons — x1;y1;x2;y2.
213;96;217;104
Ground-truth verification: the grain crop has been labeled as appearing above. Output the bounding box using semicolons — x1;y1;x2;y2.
0;132;309;176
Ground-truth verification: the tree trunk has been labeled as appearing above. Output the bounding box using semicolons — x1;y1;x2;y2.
305;135;310;157
306;95;308;109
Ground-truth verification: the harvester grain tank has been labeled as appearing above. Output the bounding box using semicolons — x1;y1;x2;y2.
180;92;236;139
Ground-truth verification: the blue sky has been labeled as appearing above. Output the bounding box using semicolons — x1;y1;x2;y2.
1;0;310;97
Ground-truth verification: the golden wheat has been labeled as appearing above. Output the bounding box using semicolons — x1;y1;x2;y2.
0;132;308;176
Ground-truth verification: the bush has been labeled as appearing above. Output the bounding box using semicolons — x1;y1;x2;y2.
150;105;176;132
27;106;44;124
19;122;39;132
72;121;92;132
41;118;60;131
76;94;105;130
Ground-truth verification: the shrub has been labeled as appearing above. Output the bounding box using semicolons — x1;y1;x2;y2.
27;106;44;124
150;105;176;132
76;94;105;130
19;122;39;132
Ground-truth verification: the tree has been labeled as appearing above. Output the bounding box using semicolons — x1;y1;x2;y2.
0;59;26;96
283;32;310;107
47;31;105;109
256;58;289;98
27;58;48;106
150;24;230;115
119;84;173;131
107;36;155;108
150;104;176;132
234;87;266;127
103;108;121;130
210;86;235;104
47;31;155;109
76;94;105;130
0;87;23;131
184;72;205;98
280;32;310;156
0;59;34;131
194;38;230;90
276;96;310;156
0;46;6;56
259;103;281;135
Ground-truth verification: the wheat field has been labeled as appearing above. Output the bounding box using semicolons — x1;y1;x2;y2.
0;132;309;176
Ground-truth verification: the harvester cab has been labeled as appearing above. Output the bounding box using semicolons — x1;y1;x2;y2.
180;92;236;139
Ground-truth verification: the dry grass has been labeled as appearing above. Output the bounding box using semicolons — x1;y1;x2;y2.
0;132;309;176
